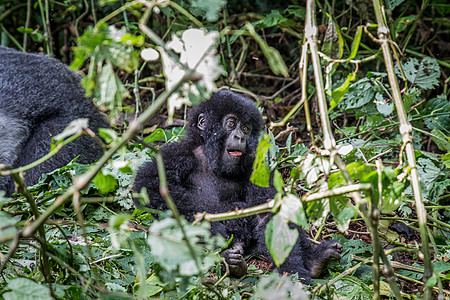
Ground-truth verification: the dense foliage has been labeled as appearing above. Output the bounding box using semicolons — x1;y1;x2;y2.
0;0;449;299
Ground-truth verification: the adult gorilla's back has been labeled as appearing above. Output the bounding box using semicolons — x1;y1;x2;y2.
0;46;109;194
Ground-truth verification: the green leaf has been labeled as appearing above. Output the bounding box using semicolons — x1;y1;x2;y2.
442;153;450;169
4;278;52;300
246;22;289;78
98;128;118;144
147;217;223;276
430;129;450;151
417;157;442;185
144;128;166;143
71;25;140;119
424;95;450;132
393;15;415;38
254;9;289;28
265;214;298;266
335;236;372;269
97;63;130;118
425;274;438;288
331;276;372;300
108;214;132;249
105;282;127;293
109;214;132;229
142;274;165;297
0;191;13;209
190;0;226;22
339;78;376;110
433;260;450;274
93;171;118;194
330;199;355;232
250;134;272;187
285;5;306;20
279;194;308;228
414;157;449;202
403;87;421;111
321;15;344;59
329;161;373;188
286;132;292;153
361;167;405;214
348;26;363;60
253;273;309;299
273;170;284;194
17;26;33;34
329;72;357;111
0;212;20;240
99;0;121;5
375;92;394;116
104;42;139;73
386;0;406;9
395;57;441;90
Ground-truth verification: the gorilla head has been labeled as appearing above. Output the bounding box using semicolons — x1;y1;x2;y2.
185;90;263;178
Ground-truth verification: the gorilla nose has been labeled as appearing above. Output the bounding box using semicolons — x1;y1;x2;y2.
233;133;245;143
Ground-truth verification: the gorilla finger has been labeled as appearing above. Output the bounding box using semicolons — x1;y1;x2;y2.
229;258;244;265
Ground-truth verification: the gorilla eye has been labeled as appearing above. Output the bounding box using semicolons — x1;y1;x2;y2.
242;125;250;133
227;119;236;128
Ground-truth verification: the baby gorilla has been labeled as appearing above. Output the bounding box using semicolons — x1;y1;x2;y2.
0;46;109;195
134;90;341;283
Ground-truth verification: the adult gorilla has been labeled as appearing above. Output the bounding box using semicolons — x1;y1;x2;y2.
0;46;109;195
134;90;341;283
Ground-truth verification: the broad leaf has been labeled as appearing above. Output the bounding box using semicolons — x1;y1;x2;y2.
265;214;298;266
4;278;52;300
190;0;226;22
250;134;272;187
339;78;376;110
395;57;441;90
424;95;450;132
148;217;223;276
93;170;118;194
279;194;308;228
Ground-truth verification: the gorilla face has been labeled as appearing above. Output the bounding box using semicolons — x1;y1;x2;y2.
196;112;253;177
186;90;263;179
221;114;252;168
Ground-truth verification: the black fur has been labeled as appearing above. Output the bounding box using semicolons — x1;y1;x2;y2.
0;46;109;194
134;90;341;283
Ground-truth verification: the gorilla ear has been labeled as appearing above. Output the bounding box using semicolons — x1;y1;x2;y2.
197;113;206;130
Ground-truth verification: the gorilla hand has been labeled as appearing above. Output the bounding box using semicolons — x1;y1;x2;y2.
221;243;248;277
310;240;342;278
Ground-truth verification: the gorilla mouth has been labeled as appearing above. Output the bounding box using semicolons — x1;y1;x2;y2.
228;150;243;157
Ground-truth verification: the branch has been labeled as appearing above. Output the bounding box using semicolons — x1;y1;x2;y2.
371;0;434;298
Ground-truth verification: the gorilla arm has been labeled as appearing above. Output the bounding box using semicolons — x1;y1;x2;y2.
134;142;251;277
134;141;199;213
